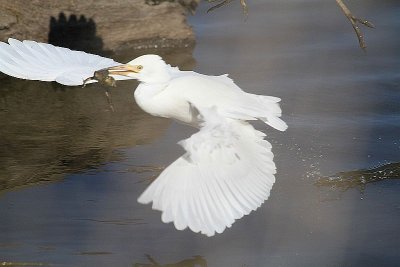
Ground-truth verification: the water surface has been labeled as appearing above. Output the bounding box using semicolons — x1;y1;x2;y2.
1;1;400;266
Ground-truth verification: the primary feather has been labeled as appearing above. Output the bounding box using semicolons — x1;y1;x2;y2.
138;109;277;236
0;38;131;86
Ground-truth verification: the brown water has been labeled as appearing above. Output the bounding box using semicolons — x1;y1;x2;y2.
1;1;400;266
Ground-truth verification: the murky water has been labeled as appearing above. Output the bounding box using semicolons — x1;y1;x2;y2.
1;1;400;266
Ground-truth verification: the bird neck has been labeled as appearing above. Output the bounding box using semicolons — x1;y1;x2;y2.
134;83;168;117
138;65;172;84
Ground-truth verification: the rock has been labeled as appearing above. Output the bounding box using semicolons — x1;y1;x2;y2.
0;0;198;54
0;9;17;30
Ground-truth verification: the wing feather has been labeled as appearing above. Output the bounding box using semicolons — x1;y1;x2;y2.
138;107;277;236
0;39;133;86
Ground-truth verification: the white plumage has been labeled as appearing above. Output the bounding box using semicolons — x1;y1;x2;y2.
0;39;287;236
138;113;277;236
0;38;129;85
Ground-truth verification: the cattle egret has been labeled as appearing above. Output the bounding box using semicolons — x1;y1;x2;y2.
0;39;287;236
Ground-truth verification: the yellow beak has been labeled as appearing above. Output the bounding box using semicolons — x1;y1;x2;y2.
106;64;139;76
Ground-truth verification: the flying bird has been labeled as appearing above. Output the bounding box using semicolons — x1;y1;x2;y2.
0;39;287;236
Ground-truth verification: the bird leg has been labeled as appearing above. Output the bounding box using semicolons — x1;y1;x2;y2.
335;0;375;50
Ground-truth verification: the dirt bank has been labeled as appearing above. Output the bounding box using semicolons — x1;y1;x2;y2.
0;0;198;53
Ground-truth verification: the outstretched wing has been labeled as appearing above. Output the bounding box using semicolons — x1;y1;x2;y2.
138;107;277;236
0;38;132;86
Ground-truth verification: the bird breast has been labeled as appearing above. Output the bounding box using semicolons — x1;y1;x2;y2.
134;83;197;125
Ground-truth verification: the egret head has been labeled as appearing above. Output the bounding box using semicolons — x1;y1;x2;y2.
106;54;171;84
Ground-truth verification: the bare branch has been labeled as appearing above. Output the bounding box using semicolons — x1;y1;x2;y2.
335;0;375;50
206;0;374;50
207;0;248;17
207;0;234;13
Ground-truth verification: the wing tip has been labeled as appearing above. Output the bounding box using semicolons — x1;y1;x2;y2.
264;116;288;131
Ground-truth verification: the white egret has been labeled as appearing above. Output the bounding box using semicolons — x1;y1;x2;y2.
0;39;287;236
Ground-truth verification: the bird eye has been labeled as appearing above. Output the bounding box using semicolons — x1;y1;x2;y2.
137;65;143;71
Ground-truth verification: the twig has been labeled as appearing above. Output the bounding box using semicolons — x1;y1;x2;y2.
145;254;160;266
207;0;234;13
335;0;375;50
206;0;374;50
207;0;248;17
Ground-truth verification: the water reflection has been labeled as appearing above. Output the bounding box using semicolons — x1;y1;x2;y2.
134;255;207;267
0;46;195;193
0;78;166;192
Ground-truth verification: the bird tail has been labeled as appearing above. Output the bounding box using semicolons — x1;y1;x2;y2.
255;95;288;131
138;117;277;236
221;93;288;132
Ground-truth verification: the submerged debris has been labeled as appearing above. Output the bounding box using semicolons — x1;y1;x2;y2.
82;69;116;88
133;254;207;267
315;162;400;191
0;262;48;266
